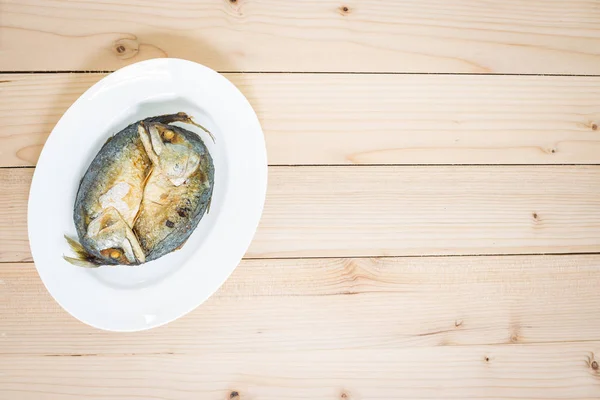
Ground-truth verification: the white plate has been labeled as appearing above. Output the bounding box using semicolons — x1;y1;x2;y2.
28;59;267;332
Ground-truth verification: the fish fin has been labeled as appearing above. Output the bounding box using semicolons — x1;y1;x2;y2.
138;123;161;166
63;256;102;268
64;236;102;268
206;195;212;215
132;165;154;228
157;112;216;143
187;119;215;143
64;235;90;259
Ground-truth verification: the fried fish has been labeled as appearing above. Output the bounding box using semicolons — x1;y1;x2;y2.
65;112;214;267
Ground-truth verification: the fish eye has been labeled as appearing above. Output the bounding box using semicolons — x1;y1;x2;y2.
109;249;122;259
163;130;175;141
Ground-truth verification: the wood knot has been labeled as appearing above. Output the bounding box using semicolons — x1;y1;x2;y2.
592;123;598;131
532;212;539;221
113;38;140;60
592;361;599;370
230;391;239;399
340;391;350;399
484;356;490;363
227;0;244;16
509;321;521;343
339;5;350;15
542;146;557;154
454;319;463;327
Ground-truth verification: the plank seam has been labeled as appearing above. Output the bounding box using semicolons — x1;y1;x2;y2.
2;337;600;357
4;252;600;265
4;164;600;170
2;71;600;77
243;252;600;260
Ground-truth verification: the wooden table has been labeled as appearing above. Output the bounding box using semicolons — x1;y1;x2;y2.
2;1;600;399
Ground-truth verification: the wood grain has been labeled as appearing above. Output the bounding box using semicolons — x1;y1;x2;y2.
2;0;600;73
2;73;600;167
1;344;600;400
3;166;600;262
2;257;600;399
3;1;600;398
2;256;600;355
0;342;600;400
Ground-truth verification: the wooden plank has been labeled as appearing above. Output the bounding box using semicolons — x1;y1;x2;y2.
2;73;600;167
2;256;600;399
2;0;600;74
2;166;600;262
0;170;30;263
1;342;600;399
2;256;600;356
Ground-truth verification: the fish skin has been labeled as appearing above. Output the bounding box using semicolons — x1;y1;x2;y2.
134;123;214;261
73;121;151;265
72;114;214;266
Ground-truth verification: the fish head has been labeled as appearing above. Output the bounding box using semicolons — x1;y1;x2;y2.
85;207;145;265
140;123;201;187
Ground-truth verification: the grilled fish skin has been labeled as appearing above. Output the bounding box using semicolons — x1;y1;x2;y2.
135;122;214;262
66;113;214;267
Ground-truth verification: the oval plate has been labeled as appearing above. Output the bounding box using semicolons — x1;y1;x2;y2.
28;59;267;332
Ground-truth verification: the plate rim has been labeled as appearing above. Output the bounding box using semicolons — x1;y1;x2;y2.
27;58;268;332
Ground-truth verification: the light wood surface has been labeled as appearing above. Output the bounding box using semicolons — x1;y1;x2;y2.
2;166;600;262
2;257;600;399
3;256;600;354
2;342;599;400
2;73;600;167
2;0;600;73
2;1;600;399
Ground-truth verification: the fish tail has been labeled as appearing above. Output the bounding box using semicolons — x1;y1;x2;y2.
64;235;88;258
63;256;101;268
63;235;101;268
